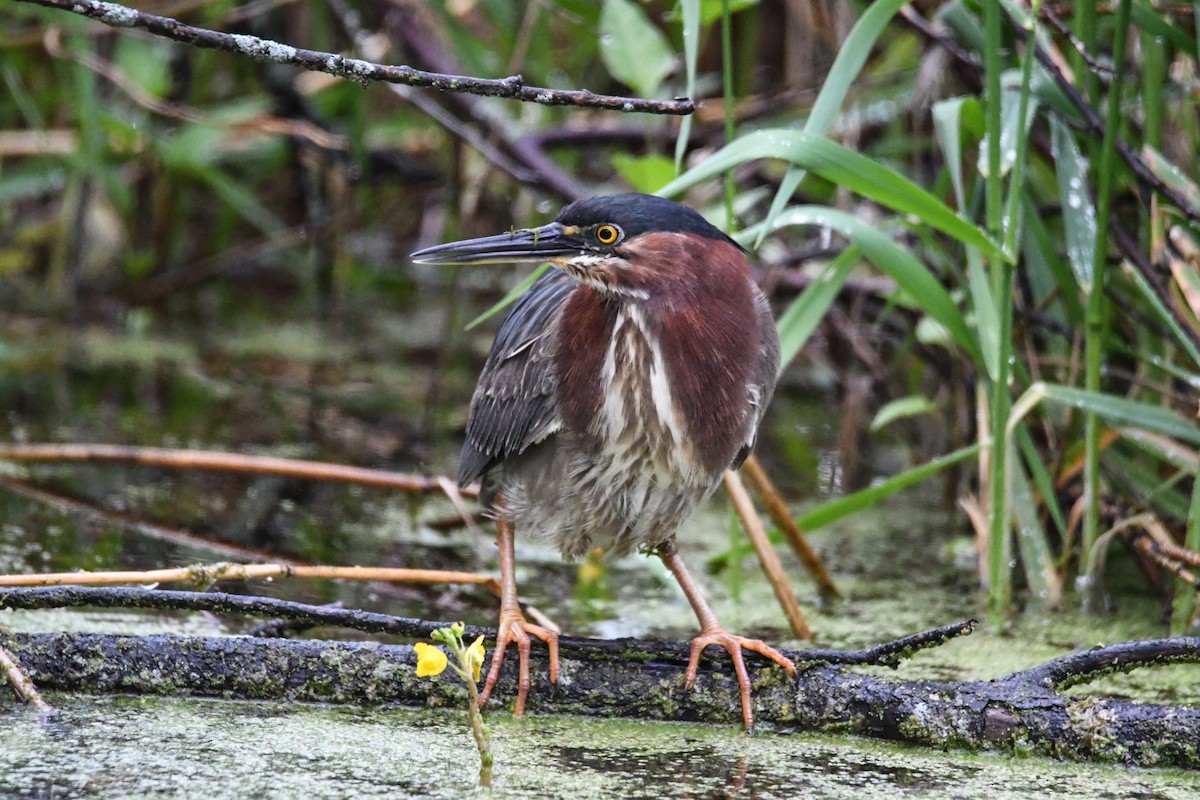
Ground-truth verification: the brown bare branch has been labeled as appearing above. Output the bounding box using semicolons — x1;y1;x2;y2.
0;563;500;594
0;442;474;497
16;0;694;116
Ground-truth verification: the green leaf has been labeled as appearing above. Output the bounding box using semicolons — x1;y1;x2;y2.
600;0;676;97
799;444;981;531
1010;383;1200;446
1142;145;1200;213
612;153;677;194
760;0;911;242
1119;257;1200;370
1050;117;1097;292
976;83;1037;180
114;38;171;98
188;165;284;234
1129;2;1198;55
662;129;1002;257
771;246;860;370
1022;191;1085;322
932;97;969;211
1009;456;1064;609
698;0;758;26
465;263;553;330
966;247;999;381
870;395;939;432
1015;422;1068;540
739;205;985;365
674;0;701;174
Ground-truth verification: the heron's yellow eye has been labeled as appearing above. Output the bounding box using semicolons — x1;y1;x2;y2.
595;224;621;245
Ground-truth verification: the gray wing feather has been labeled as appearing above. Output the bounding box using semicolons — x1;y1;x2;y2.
458;269;574;486
732;285;780;469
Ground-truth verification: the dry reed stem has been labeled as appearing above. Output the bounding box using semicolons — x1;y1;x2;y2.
0;563;500;595
739;455;840;600
723;471;812;640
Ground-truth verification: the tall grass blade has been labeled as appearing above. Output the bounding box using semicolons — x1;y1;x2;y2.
771;246;860;370
1173;460;1200;633
1010;455;1064;609
966;248;999;381
1015;423;1068;539
1050;118;1097;292
661;130;1002;257
932;97;972;211
1083;0;1134;578
1009;383;1200;446
674;0;701;174
464;263;553;330
1119;259;1200;369
759;0;911;244
740;206;984;364
798;444;981;531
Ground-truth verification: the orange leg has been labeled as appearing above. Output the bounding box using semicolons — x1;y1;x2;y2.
655;541;796;730
479;517;560;716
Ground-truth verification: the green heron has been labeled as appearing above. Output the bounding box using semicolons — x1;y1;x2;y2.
411;193;795;728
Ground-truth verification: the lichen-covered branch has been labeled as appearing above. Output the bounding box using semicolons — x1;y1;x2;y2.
0;586;970;667
4;630;1198;768
14;0;694;116
1010;637;1200;691
2;586;1199;765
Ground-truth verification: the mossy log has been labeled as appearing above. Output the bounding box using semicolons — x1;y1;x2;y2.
2;587;1199;768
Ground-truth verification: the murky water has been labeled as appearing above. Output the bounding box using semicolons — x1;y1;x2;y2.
1;697;1197;799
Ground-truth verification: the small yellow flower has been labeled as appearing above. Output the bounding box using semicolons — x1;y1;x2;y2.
414;641;448;677
466;635;486;682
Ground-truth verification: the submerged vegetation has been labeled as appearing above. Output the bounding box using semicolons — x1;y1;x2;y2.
0;0;1197;660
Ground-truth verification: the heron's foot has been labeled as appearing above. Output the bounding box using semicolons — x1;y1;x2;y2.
479;607;560;716
685;629;797;731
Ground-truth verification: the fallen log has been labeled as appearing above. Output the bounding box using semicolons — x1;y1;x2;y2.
1;587;1198;768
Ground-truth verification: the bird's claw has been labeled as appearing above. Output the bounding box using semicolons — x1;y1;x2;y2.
685;629;796;730
479;608;560;716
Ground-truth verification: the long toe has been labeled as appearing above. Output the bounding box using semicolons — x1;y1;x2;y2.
685;630;795;731
480;611;560;716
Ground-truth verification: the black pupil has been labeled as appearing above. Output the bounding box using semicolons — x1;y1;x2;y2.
599;226;615;242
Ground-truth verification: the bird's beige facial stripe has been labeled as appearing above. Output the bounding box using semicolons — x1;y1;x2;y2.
557;253;649;299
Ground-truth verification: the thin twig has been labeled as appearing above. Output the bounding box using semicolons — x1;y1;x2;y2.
0;563;501;593
324;0;542;187
0;442;475;497
0;635;54;717
1131;534;1200;589
0;586;971;667
381;7;590;200
17;0;693;116
0;476;296;563
789;618;977;668
1011;636;1200;691
1038;4;1115;79
41;27;344;149
1146;537;1200;570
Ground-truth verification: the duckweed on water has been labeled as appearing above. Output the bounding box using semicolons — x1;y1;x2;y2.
1;697;1197;799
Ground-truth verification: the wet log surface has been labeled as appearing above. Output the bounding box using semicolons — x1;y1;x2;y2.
2;587;1198;768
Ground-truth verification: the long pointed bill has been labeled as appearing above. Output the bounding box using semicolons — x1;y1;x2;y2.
410;222;583;265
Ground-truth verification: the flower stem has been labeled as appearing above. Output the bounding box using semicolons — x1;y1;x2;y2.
464;676;493;788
